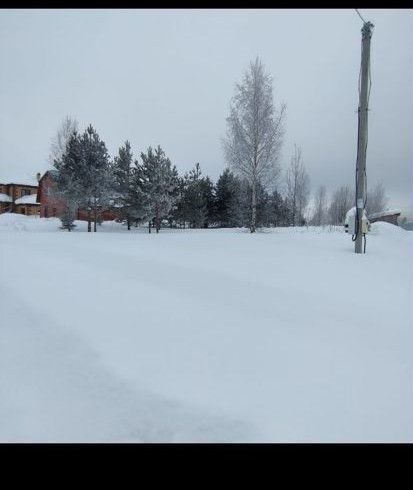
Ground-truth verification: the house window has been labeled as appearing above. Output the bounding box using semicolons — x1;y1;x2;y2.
44;206;48;217
21;189;31;197
21;208;26;214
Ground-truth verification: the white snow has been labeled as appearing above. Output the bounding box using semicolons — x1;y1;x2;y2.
0;214;412;442
14;194;40;205
0;193;12;203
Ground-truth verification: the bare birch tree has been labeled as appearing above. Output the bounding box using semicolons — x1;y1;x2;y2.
311;185;328;226
223;57;286;233
284;145;310;226
328;184;352;225
48;116;79;166
366;181;388;216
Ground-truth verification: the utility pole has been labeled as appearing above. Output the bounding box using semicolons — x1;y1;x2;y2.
355;19;374;253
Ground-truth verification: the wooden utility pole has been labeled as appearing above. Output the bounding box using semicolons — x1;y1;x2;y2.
355;19;374;253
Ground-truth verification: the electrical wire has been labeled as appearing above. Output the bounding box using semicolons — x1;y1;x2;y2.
355;9;367;24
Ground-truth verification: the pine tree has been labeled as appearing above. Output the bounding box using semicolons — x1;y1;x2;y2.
270;190;289;227
140;146;179;233
60;204;77;231
127;159;148;226
199;176;215;228
113;141;134;230
215;168;242;227
78;125;112;232
53;131;84;228
182;163;207;228
55;125;113;232
167;176;187;228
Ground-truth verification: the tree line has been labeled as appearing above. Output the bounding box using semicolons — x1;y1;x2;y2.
50;56;388;233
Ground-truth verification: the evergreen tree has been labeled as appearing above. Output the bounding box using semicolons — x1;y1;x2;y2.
127;158;149;227
182;163;207;228
55;125;112;232
113;141;134;230
215;168;242;227
169;176;187;228
140;146;179;233
78;125;113;232
53;131;84;230
272;190;289;227
199;175;215;228
258;189;286;227
60;204;77;231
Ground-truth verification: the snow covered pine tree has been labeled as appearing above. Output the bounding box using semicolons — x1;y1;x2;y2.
140;146;179;233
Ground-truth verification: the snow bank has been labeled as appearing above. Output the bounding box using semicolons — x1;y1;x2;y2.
0;213;129;233
370;221;408;235
0;213;61;232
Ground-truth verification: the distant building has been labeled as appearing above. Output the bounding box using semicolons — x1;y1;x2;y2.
36;170;119;221
0;176;41;216
368;209;401;226
36;170;66;218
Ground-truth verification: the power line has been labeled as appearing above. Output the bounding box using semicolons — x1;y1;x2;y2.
355;9;367;24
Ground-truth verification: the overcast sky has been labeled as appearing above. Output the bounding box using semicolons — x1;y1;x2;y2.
0;9;412;210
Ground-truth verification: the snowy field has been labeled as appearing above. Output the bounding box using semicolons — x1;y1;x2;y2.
1;213;412;442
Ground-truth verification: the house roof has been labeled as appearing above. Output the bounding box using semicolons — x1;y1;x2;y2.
15;194;40;205
0;193;13;203
368;209;401;220
3;183;39;188
2;180;37;189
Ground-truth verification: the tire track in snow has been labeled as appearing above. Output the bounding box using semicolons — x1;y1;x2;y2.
0;285;256;442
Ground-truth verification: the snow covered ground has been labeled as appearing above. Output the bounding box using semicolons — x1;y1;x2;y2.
1;213;412;442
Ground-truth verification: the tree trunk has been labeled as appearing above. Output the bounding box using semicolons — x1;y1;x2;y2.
251;179;257;233
127;216;131;231
87;206;91;232
155;204;160;233
93;206;97;232
148;221;151;234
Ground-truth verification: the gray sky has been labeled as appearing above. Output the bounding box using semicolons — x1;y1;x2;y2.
1;9;412;211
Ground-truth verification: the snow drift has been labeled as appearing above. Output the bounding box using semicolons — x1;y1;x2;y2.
0;215;412;442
